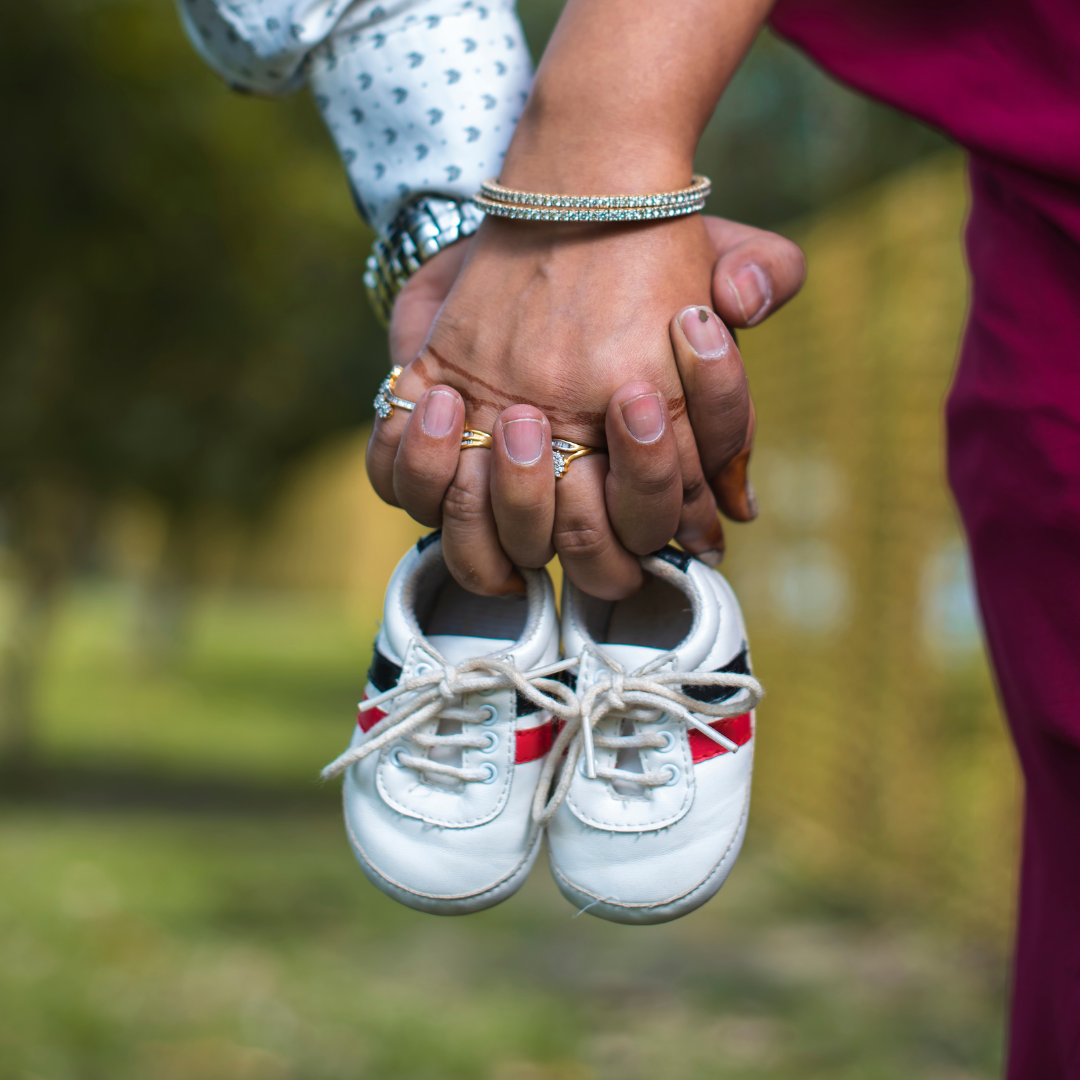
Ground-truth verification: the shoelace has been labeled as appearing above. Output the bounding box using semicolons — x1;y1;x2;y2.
321;651;581;784
531;645;764;825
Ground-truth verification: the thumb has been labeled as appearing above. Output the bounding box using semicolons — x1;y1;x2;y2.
702;216;806;329
670;304;757;522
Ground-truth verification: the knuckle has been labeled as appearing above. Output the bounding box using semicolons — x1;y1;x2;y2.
681;472;711;508
553;519;613;565
442;477;488;527
622;528;674;557
497;488;551;516
621;461;681;501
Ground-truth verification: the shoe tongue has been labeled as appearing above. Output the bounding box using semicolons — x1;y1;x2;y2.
597;643;668;672
427;634;516;665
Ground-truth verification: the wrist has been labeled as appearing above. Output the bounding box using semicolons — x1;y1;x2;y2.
499;90;698;195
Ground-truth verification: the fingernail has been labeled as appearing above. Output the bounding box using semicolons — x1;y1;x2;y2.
726;264;771;326
620;393;664;443
697;549;724;567
745;480;759;519
503;417;544;465
679;307;728;359
422;389;458;438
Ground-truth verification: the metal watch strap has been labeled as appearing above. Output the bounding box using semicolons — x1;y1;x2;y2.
363;196;485;327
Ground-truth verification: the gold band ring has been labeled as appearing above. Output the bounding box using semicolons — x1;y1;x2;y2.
460;429;494;450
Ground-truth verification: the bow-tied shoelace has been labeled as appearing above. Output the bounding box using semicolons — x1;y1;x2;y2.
531;645;764;825
321;651;581;784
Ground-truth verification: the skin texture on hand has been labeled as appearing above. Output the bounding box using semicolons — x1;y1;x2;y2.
365;0;794;599
366;214;806;599
369;212;717;597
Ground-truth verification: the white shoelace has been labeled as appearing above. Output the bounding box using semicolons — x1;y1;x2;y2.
321;651;580;785
531;645;764;825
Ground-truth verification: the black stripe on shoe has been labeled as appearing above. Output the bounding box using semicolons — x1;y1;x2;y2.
682;646;751;704
367;649;403;693
650;545;692;572
517;666;574;716
417;529;442;553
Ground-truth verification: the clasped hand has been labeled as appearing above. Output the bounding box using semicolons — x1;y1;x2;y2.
367;212;804;600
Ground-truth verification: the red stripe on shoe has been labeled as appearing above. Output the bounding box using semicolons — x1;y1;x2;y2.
357;694;387;733
688;713;753;763
515;722;555;764
358;696;555;763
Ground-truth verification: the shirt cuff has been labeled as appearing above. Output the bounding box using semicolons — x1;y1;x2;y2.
309;0;533;231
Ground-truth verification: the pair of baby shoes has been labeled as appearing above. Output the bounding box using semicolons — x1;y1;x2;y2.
322;533;762;925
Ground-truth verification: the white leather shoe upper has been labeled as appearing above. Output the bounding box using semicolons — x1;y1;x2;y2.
543;547;763;924
323;533;573;915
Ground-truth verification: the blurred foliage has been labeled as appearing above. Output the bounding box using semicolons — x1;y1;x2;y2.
0;582;1005;1080
0;0;384;748
694;30;950;227
724;152;1018;942
0;0;382;525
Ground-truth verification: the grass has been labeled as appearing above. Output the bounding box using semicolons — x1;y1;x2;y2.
0;582;1006;1079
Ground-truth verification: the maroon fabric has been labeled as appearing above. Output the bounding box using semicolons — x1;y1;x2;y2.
768;3;1080;1076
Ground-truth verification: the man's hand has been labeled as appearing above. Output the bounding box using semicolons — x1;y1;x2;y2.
366;213;804;598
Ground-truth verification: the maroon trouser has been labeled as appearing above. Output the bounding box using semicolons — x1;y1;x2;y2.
947;158;1080;1079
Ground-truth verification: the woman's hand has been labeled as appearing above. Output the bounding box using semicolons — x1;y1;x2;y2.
367;212;805;598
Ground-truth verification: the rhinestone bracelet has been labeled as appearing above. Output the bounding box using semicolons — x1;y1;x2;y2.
475;174;710;223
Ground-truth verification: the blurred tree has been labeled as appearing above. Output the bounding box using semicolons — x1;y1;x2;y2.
0;0;385;758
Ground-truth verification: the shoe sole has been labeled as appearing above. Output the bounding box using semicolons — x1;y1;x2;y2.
343;797;544;916
547;791;750;925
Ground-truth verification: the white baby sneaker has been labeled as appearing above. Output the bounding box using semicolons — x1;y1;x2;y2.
322;532;575;915
538;547;763;925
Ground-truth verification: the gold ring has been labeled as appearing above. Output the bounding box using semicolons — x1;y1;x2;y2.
458;429;599;477
460;429;494;450
552;439;597;478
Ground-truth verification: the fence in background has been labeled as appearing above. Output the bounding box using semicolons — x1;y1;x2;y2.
727;151;1017;939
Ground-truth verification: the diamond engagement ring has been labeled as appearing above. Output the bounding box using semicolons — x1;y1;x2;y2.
373;367;597;476
373;366;416;420
551;439;597;478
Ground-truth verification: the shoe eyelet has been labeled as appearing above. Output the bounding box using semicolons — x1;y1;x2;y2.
480;731;498;753
661;763;681;786
478;704;498;725
414;662;432;676
477;762;498;784
656;730;676;753
389;746;408;768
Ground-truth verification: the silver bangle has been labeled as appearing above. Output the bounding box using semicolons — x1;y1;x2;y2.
364;196;485;328
474;175;711;224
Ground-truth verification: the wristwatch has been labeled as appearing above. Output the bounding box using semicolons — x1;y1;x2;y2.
363;196;486;327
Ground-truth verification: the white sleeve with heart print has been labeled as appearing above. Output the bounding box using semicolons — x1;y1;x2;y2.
176;0;533;230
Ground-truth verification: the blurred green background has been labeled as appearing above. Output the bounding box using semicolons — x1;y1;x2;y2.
0;2;1014;1078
